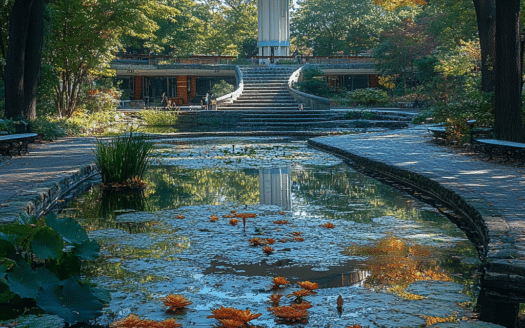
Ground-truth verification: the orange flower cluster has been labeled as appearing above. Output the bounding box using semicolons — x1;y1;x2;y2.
229;219;238;226
273;220;289;225
286;289;312;302
110;314;182;328
320;222;335;229
210;215;219;222
268;306;308;324
269;294;282;305
207;306;262;327
263;246;274;255
271;276;290;290
296;281;318;291
176;214;185;219
161;294;192;313
248;238;275;246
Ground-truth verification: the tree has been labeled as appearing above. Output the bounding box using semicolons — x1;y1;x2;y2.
472;0;495;93
45;0;174;118
373;0;426;11
4;0;44;119
292;0;410;56
494;0;524;142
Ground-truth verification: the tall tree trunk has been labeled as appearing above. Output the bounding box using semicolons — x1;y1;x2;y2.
473;0;496;93
4;0;44;120
494;0;524;142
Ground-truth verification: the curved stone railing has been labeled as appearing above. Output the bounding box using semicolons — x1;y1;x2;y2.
288;65;330;110
216;65;244;106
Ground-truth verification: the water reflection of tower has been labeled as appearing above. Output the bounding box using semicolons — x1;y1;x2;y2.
259;168;291;210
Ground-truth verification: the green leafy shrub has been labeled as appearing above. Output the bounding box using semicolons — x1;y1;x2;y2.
348;88;390;107
0;118;15;134
0;213;105;324
295;67;330;97
30;117;69;140
211;80;234;98
139;110;179;126
94;131;154;185
412;90;496;144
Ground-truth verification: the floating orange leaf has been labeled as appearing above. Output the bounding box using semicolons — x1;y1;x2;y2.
229;219;238;226
266;238;275;245
290;301;312;310
273;220;289;225
271;276;290;289
346;325;363;328
291;231;302;236
296;281;319;291
110;314;182;328
176;214;185;219
161;294;192;313
269;306;309;324
293;236;304;242
207;306;262;326
210;215;218;222
234;213;257;219
286;289;312;300
263;246;274;254
249;237;274;247
320;222;335;229
270;294;283;305
279;211;285;215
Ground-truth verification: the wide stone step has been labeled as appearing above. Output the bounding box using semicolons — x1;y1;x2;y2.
218;106;306;111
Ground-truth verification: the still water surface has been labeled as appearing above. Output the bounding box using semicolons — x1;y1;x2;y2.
67;137;485;327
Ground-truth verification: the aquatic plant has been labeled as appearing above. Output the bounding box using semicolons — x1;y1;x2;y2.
229;219;238;226
320;222;335;228
109;314;182;328
290;301;312;310
0;213;104;325
207;306;262;327
268;306;308;324
210;215;219;222
263;246;274;255
346;325;362;328
94;131;154;187
296;281;318;291
273;220;289;225
271;276;290;290
286;289;312;303
248;238;274;247
292;236;304;242
176;214;185;219
161;294;192;313
269;294;282;305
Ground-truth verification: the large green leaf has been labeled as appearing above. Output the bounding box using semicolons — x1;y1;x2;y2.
6;263;41;299
36;279;103;324
45;214;89;245
0;239;16;259
35;267;60;287
30;227;64;260
72;239;100;261
0;225;36;245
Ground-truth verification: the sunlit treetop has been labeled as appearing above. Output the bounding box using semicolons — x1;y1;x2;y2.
373;0;427;11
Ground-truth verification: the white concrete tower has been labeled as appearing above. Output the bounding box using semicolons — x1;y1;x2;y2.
257;0;290;64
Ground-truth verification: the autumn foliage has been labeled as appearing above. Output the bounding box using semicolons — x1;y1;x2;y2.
373;0;426;11
110;314;182;328
207;306;262;327
161;294;192;313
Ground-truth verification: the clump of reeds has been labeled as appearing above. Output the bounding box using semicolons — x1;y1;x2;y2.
94;131;154;189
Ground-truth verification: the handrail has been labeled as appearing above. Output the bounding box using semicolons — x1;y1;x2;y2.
288;65;330;110
216;65;244;105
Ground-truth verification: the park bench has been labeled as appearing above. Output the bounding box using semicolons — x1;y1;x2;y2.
474;138;525;164
0;133;38;158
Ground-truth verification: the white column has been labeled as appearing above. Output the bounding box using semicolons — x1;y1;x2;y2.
258;0;290;64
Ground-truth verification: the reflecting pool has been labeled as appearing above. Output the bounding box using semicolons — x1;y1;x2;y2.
66;137;489;327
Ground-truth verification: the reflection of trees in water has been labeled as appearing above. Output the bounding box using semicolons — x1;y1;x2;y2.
346;235;478;300
145;166;260;211
292;164;452;227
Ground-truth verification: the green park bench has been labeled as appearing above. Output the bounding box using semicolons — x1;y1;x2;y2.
0;133;38;158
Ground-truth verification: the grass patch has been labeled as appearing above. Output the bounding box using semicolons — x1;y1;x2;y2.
94;131;154;186
139;110;179;126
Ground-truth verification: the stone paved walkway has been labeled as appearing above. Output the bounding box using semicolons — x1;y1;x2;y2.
310;125;525;302
0;137;97;223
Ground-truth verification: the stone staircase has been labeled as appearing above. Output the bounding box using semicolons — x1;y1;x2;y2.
217;66;333;131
